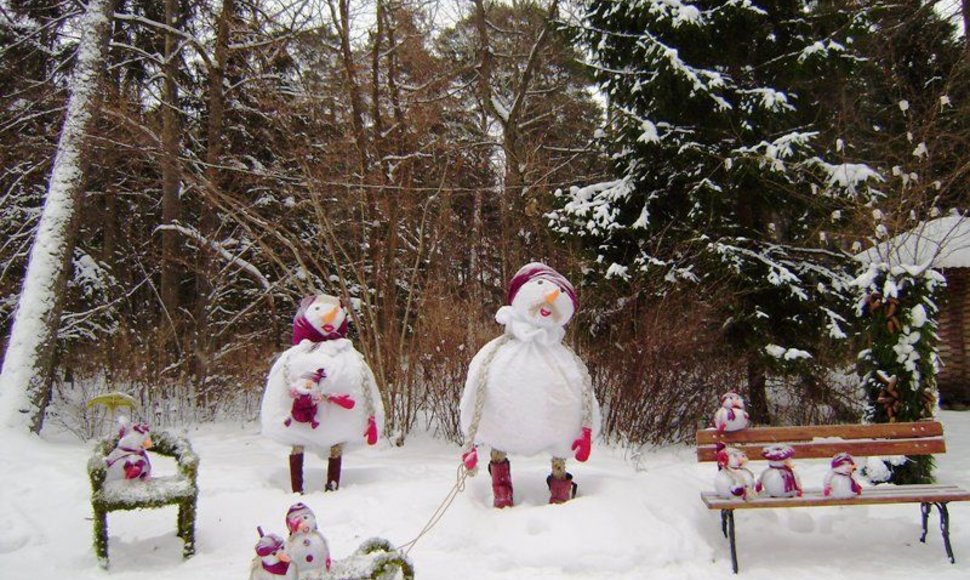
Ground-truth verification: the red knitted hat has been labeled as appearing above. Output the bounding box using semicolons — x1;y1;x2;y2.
507;263;577;309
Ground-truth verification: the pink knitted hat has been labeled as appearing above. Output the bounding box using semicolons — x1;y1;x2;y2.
255;528;285;557
831;452;856;468
292;295;349;345
507;263;577;309
761;445;795;461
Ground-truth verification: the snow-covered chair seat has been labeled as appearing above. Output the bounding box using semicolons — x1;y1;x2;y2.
318;538;414;580
87;430;199;567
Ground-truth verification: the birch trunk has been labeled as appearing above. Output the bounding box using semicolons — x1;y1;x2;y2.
0;0;116;432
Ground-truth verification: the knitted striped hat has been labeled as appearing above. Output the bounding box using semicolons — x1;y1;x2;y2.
256;528;285;557
761;445;794;461
507;263;577;309
831;452;856;468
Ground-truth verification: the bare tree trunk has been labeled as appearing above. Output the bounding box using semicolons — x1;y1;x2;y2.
747;356;770;425
0;0;116;432
963;0;970;52
160;0;182;327
331;0;369;176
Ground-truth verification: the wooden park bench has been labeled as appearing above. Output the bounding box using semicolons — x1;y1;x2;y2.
696;420;970;573
87;430;199;567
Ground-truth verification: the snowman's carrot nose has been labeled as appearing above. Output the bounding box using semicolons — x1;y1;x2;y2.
278;551;291;563
323;307;339;324
544;288;561;304
143;436;154;449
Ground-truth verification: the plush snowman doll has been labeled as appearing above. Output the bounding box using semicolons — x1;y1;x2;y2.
713;391;749;433
250;529;297;580
459;263;601;507
756;445;802;497
714;444;756;500
284;503;331;578
823;452;863;498
104;417;153;482
261;295;384;493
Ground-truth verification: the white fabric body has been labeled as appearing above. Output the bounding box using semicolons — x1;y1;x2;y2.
825;469;859;498
714;407;748;432
261;338;384;454
459;305;601;458
758;462;801;497
249;557;297;580
714;467;755;499
287;531;329;575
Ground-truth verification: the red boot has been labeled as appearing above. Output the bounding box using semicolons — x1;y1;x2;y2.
547;473;577;504
488;459;514;508
289;452;304;494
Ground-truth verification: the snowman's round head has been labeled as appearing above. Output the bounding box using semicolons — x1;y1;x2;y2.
720;391;745;410
507;263;577;328
830;452;857;474
116;416;152;450
716;444;748;469
255;530;289;564
286;503;318;535
293;294;348;344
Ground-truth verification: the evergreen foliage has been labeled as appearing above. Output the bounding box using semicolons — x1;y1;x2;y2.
549;1;892;420
854;262;944;484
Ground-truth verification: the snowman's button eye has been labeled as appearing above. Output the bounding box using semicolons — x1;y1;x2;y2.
537;280;544;285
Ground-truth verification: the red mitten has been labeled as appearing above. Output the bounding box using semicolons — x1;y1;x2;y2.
572;427;592;462
365;415;378;445
462;446;478;471
327;394;356;409
124;462;144;480
823;485;832;497
326;557;332;571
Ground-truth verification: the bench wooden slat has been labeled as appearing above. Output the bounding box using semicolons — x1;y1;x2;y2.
701;486;970;510
696;436;946;462
696;421;942;446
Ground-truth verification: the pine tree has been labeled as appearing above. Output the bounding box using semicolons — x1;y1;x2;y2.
550;1;886;423
855;262;943;484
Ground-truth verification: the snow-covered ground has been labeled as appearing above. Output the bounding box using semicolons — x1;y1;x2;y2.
2;412;970;579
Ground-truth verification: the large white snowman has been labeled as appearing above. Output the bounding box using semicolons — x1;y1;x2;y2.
459;263;601;506
261;294;384;493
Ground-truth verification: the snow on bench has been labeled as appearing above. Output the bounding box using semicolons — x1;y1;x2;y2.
695;420;970;573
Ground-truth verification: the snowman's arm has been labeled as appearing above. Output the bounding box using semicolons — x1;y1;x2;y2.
461;336;511;454
563;344;595;429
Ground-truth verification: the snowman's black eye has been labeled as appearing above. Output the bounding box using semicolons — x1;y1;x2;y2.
537;280;544;285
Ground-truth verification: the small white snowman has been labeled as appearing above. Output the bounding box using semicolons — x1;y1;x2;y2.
823;452;863;498
285;503;331;578
756;445;802;497
261;294;385;493
250;528;297;580
713;391;749;433
459;263;601;506
714;444;756;500
104;417;153;482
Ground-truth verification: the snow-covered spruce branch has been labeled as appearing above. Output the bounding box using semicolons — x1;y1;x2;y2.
155;223;271;290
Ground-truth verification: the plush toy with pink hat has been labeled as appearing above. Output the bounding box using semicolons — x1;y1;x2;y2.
756;445;802;497
713;391;749;432
261;295;385;493
824;452;863;498
713;443;757;500
104;416;153;482
250;528;297;580
459;263;601;507
284;503;331;576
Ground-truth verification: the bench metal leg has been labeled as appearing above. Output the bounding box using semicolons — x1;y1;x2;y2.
920;502;931;543
935;502;955;564
721;509;738;574
178;498;197;558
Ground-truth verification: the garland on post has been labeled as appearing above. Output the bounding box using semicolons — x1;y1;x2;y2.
854;262;944;484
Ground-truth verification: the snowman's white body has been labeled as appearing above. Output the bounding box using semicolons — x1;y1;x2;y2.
714;466;756;500
249;557;297;580
713;405;748;432
825;467;862;498
287;531;330;577
460;305;601;458
104;426;152;482
261;338;383;452
758;462;801;497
